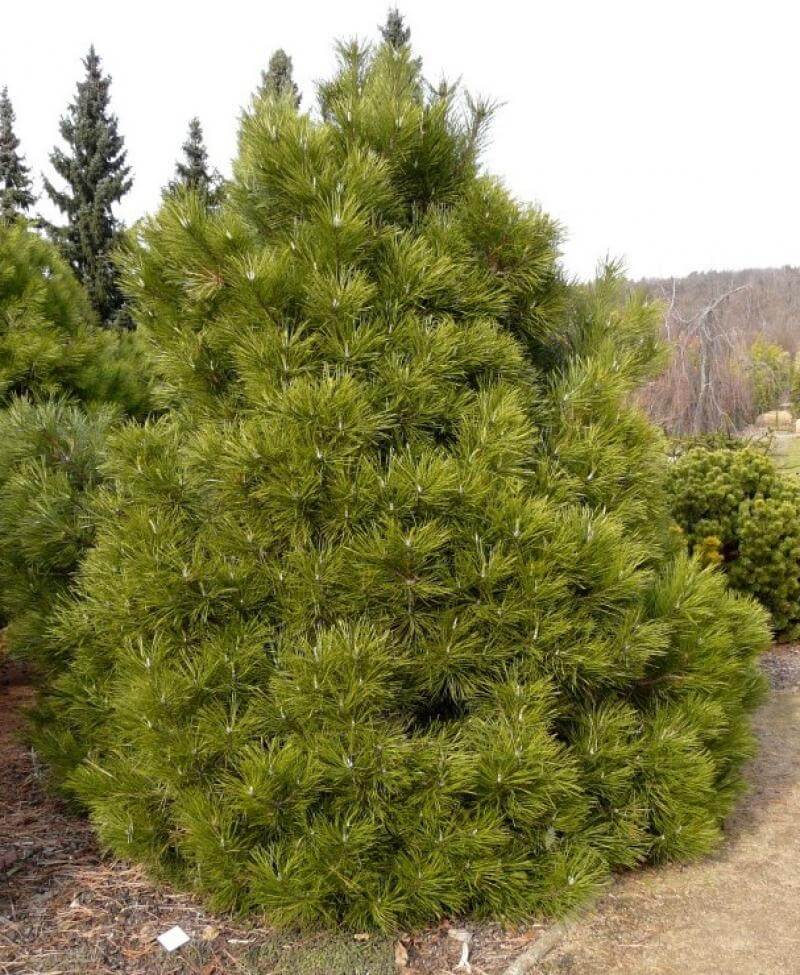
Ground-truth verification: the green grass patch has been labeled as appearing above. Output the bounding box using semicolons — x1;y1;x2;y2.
167;933;396;975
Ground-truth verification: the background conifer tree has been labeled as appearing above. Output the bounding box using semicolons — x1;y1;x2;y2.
380;7;412;47
0;87;35;223
258;48;301;106
167;116;223;205
32;32;768;932
43;46;132;326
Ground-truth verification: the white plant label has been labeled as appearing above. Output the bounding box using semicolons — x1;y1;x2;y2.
157;925;190;951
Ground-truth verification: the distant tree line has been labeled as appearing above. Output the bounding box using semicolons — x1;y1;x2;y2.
636;267;800;434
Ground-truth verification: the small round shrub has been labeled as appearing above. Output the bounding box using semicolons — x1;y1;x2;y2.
667;444;800;634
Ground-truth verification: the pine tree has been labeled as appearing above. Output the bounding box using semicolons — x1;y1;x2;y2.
0;398;120;672
0;222;148;408
43;46;132;326
0;87;35;223
33;37;768;931
258;49;301;106
380;7;411;47
0;221;151;670
168;117;223;205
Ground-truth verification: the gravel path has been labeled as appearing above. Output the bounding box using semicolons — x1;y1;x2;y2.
528;644;800;975
761;641;800;690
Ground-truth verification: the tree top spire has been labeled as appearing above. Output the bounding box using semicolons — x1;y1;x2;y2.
380;7;411;47
0;85;35;223
259;48;301;107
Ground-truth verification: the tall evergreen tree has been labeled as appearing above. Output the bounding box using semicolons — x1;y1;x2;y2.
43;47;132;326
258;49;301;106
0;86;35;223
380;7;411;47
167;116;222;204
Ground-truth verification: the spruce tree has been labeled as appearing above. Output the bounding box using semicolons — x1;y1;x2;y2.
33;36;768;931
168;117;223;205
258;49;301;106
380;8;411;47
0;87;35;223
43;46;132;326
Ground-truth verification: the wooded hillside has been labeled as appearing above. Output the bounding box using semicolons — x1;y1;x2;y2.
635;267;800;434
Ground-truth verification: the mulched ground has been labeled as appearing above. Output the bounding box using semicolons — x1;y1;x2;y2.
2;644;797;975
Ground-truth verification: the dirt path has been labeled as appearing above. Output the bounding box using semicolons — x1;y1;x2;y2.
536;647;800;975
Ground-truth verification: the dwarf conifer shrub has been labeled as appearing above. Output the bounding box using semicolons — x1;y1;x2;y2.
668;443;800;634
33;38;769;930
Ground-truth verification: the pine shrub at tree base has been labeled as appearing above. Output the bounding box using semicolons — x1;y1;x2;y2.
32;36;770;931
0;222;151;411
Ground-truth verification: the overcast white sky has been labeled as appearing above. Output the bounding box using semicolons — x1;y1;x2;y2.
2;0;798;280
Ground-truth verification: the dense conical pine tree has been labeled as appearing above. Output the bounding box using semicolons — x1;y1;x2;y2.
33;36;769;931
167;117;223;204
0;86;35;223
258;48;301;106
43;47;132;325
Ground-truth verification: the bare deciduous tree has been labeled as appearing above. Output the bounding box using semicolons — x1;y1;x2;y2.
635;265;800;436
639;284;753;435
